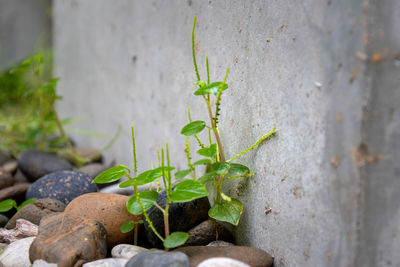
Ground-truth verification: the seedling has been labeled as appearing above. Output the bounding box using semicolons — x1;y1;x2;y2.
0;198;37;213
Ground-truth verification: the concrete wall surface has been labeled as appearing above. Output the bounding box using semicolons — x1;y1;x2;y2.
0;0;51;71
53;1;400;266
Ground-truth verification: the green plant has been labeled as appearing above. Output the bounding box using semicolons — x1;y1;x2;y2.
0;198;37;213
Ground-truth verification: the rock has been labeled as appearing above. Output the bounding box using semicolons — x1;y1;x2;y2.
207;240;235;247
29;213;107;266
65;192;141;247
78;163;107;178
198;257;250;267
13;169;29;184
0;150;12;166
185;220;234;246
0;236;35;267
0;214;8;227
0;242;7;251
0;169;14;190
6;198;65;229
26;170;98;204
32;259;58;267
144;190;210;248
0;219;38;243
82;258;128;267
126;250;189;267
175;246;274;267
75;147;103;163
111;244;148;259
99;183;134;196
1;160;17;175
0;183;30;202
18;150;72;182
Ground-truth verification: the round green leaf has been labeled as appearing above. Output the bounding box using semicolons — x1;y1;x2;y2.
0;199;17;213
197;144;217;157
127;190;159;215
170;180;209;202
193;158;212;166
181;121;206;136
163;232;189;248
92;165;127;184
120;221;134;233
175;169;192;180
228;163;250;174
211;162;230;175
193;82;228;95
208;198;243;226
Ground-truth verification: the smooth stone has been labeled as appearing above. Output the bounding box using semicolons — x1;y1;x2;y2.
78;163;107;179
18;150;72;182
0;183;30;202
111;244;148;259
0;214;9;227
29;213;107;266
13;169;29;184
0;242;7;250
1;160;17;175
0;150;12;166
32;259;58;267
144;190;210;248
75;147;103;163
26;170;98;204
6;198;65;229
65;193;141;247
198;257;250;267
126;250;189;267
0;236;35;267
207;240;235;247
175;246;274;267
99;183;165;196
0;169;14;190
185;220;234;246
82;258;128;267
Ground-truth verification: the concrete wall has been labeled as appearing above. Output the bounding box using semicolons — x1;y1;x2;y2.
0;0;51;71
53;1;400;266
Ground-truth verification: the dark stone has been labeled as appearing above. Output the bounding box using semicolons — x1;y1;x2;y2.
6;198;65;229
144;190;210;248
14;169;30;184
126;250;189;267
18;150;72;182
0;150;12;166
0;214;9;227
29;213;107;266
0;169;14;190
175;246;274;267
0;183;30;202
185;220;234;246
26;171;98;205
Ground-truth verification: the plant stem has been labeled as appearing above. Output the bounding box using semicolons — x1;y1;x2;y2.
131;126;139;246
192;16;200;81
136;193;164;242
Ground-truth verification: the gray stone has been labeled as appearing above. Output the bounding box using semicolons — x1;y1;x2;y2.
0;236;35;267
78;163;107;179
111;244;148;259
32;260;58;267
0;169;14;190
1;160;17;175
0;151;12;166
13;169;29;184
207;240;235;247
82;258;128;267
185;220;234;246
0;183;30;202
198;257;250;267
126;251;189;267
0;214;8;228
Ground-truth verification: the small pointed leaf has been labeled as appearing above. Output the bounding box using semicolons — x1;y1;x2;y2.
198;172;218;184
163;232;189;248
181;121;206;136
208;198;243;225
175;169;192;180
193;158;212;166
194;82;228;95
228;163;250;174
126;190;159;215
0;199;17;212
92;166;127;184
170;180;209;202
211;162;230;175
120;221;134;233
197;144;217;157
17;198;37;211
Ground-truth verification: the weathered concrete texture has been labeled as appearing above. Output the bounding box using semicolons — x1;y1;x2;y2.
0;0;51;71
53;0;400;266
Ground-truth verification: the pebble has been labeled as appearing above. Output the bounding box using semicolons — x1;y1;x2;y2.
32;259;58;267
100;183;164;195
111;244;148;259
0;150;12;166
6;198;65;229
13;169;30;184
198;257;250;267
78;163;107;179
82;258;128;267
75;147;103;163
65;193;141;247
0;214;9;227
185;220;234;246
0;183;30;202
207;240;235;247
0;236;35;267
175;246;273;267
26;170;98;204
0;169;14;190
1;160;18;175
29;213;107;266
144;190;210;248
126;250;190;267
18;150;72;182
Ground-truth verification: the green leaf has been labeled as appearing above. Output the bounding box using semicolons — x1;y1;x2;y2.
120;221;134;233
163;232;189;248
211;162;230;175
194;82;228;95
198;172;218;184
119;179;135;188
17;198;37;211
120;167;175;188
228;163;250;174
0;199;17;213
181;121;206;136
175;169;192;180
126;190;159;215
193;158;212;166
193;80;206;86
170;180;209;202
208;198;243;225
92;166;127;184
197;144;217;157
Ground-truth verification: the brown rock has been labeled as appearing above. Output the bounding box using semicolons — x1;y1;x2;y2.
6;198;66;229
175;246;273;267
14;169;29;184
29;213;107;267
64;193;141;247
0;169;14;190
2;160;17;175
185;220;234;246
0;183;30;202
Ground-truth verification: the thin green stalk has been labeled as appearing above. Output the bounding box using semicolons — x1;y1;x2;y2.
188;107;204;148
214;68;229;127
227;127;276;163
131;126;139;246
136;193;164;242
192;16;200;81
224;171;255;181
206;56;210;84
